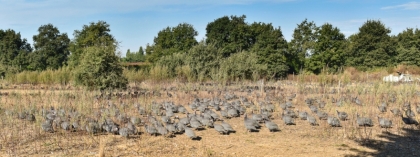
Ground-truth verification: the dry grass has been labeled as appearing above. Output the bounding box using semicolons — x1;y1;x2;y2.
1;79;420;156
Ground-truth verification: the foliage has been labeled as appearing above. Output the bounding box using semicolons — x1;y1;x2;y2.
68;21;116;68
155;52;190;78
206;15;251;57
250;22;289;78
123;47;145;62
146;23;198;63
186;42;223;79
288;19;317;73
73;46;127;90
219;51;267;81
0;29;32;76
306;23;346;74
395;28;420;66
345;20;396;70
31;24;70;70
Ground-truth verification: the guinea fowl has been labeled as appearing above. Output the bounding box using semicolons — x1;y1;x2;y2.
316;110;328;120
307;115;319;126
282;112;296;125
145;124;158;136
405;108;416;118
41;119;54;132
283;109;298;118
213;124;228;134
244;114;259;132
377;116;392;128
401;114;419;128
336;110;348;121
184;127;198;139
327;116;341;127
309;105;318;113
221;120;235;133
297;110;308;120
264;119;280;132
119;128;130;138
356;113;373;127
377;105;387;113
390;108;401;116
251;110;263;123
227;107;239;118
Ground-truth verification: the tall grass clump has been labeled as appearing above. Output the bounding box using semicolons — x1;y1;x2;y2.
123;68;149;83
149;65;170;81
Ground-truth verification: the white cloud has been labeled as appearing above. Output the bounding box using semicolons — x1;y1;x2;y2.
381;1;420;10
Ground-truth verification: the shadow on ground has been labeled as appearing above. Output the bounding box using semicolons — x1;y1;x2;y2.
344;127;420;157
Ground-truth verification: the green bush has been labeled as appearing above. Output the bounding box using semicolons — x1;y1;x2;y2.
74;46;128;90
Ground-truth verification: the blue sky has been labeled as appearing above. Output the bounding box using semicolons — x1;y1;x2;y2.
1;0;419;56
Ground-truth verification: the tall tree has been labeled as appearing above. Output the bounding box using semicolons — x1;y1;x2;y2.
68;21;116;68
345;20;396;70
250;22;289;78
306;23;346;74
31;24;70;70
0;29;32;75
395;28;420;66
146;23;198;63
288;19;318;73
206;15;251;57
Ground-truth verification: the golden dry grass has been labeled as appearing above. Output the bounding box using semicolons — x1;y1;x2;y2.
1;80;420;156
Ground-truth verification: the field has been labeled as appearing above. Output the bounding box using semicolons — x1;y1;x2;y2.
1;79;420;157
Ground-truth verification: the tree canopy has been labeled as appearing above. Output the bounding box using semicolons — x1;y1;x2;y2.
68;21;116;68
146;23;198;63
31;24;70;70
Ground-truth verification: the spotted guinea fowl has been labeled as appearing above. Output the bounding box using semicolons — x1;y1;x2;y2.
264;119;280;132
184;127;198;139
145;124;158;136
377;116;392;128
214;124;228;134
41;119;54;132
307;115;319;126
401;113;419;128
282;112;295;125
390;108;401;116
356;113;373;127
244;114;259;132
297;109;308;120
221;120;235;133
327;116;341;127
377;105;387;113
316;110;328;120
405;108;416;118
336;110;348;121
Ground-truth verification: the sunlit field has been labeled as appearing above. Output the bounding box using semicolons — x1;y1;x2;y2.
1;77;420;156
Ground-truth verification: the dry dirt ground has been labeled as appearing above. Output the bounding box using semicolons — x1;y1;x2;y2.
1;81;420;157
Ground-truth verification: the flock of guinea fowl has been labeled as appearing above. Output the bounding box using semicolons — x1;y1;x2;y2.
9;84;420;140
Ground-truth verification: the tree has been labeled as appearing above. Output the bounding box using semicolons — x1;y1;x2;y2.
74;46;127;90
345;20;396;70
31;24;70;70
0;29;32;75
288;19;318;73
186;41;223;79
68;21;116;68
146;23;198;63
395;28;420;66
206;15;251;57
250;22;289;78
306;23;346;74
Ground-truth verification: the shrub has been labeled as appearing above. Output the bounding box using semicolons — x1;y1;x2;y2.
73;46;127;90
